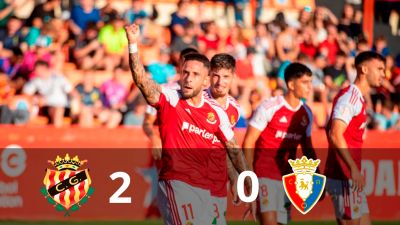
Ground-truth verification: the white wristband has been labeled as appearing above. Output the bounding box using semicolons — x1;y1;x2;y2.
128;43;138;53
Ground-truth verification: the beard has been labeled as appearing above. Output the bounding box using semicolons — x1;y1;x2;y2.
181;84;203;99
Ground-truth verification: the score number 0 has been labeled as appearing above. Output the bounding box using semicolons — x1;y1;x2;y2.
109;171;259;203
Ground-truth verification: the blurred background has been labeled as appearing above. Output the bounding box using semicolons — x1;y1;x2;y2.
0;0;399;131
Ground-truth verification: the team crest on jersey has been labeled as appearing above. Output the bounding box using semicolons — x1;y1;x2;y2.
231;115;235;125
301;116;308;126
207;112;217;124
282;156;325;214
40;154;94;217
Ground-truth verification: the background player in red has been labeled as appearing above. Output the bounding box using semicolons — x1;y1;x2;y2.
142;48;198;161
125;24;256;225
205;53;242;225
325;52;386;225
242;63;318;225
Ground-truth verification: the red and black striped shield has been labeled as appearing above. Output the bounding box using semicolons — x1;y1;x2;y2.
44;169;91;209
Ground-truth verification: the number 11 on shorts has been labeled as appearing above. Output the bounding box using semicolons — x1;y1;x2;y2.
182;204;194;220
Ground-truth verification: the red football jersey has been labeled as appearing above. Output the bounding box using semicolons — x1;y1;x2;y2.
150;86;234;189
205;88;241;198
325;84;366;180
249;95;313;181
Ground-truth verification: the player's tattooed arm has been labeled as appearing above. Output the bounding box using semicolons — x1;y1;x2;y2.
129;52;161;105
125;24;161;105
223;138;252;191
226;154;237;184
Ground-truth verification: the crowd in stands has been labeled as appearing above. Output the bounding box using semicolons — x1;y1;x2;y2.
0;0;399;131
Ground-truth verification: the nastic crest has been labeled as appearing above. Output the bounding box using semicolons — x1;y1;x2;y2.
282;156;325;214
207;112;216;124
40;154;95;217
230;115;235;125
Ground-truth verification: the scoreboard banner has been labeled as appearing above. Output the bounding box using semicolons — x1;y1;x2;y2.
0;126;399;221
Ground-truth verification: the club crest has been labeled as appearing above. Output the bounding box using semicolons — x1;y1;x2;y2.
282;156;325;214
40;154;95;217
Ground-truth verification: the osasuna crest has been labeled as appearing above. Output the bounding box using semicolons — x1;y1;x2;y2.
282;156;325;214
41;154;94;216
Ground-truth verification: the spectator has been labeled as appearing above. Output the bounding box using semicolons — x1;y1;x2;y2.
225;24;248;60
20;36;52;79
298;7;312;28
373;99;400;131
169;0;190;42
24;22;53;48
372;35;390;57
337;3;362;40
198;21;220;54
350;38;369;57
74;22;112;71
147;47;177;84
275;21;299;62
0;47;22;79
250;22;275;77
276;52;310;91
318;24;349;65
99;67;128;128
23;60;73;127
100;0;119;26
172;21;198;63
123;94;147;126
324;50;349;101
233;47;257;101
71;71;102;128
374;0;399;24
98;14;129;70
309;6;338;43
69;0;101;36
299;27;318;59
0;16;26;58
50;18;69;46
123;0;147;29
307;53;328;103
25;0;61;27
0;0;28;28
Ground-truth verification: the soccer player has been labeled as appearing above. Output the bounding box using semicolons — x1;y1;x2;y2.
325;52;385;225
142;47;198;161
125;24;256;225
205;53;242;225
243;63;318;225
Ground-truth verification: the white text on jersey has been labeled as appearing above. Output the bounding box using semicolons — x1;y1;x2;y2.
182;122;220;144
275;130;302;140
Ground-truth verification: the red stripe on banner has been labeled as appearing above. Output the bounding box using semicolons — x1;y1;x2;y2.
48;170;56;188
165;182;178;225
78;179;86;200
168;181;182;225
283;174;305;213
68;171;77;205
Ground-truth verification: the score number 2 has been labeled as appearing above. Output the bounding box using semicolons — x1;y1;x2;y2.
110;172;131;203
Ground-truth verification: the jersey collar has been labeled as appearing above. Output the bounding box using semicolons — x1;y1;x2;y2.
281;95;303;112
351;84;364;101
206;88;229;110
186;91;205;108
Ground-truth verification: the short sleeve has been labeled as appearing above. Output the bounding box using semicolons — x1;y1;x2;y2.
214;107;234;142
332;95;359;125
249;104;270;131
98;26;107;44
150;86;180;109
23;80;37;95
61;76;73;93
70;6;78;23
146;105;157;116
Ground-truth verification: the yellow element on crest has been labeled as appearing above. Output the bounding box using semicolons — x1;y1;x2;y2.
262;199;269;205
207;112;215;122
354;206;359;212
48;154;87;171
288;156;320;173
231;115;235;125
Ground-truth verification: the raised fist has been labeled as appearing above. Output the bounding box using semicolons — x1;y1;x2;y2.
124;24;140;44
